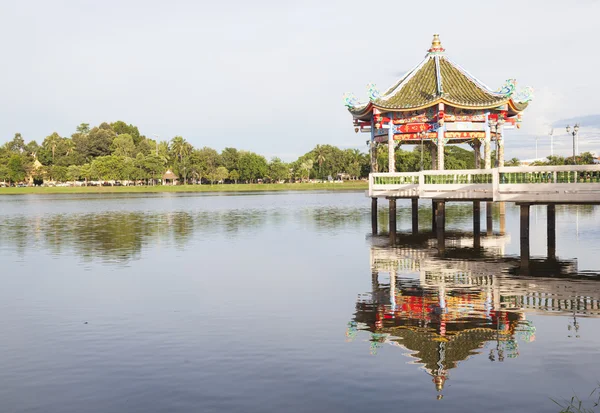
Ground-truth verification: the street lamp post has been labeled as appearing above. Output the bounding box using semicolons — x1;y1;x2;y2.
549;128;554;157
566;124;580;164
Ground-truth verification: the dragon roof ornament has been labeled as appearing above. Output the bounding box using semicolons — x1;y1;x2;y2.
513;86;534;104
496;79;517;96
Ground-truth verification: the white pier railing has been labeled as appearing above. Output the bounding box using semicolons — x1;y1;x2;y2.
495;165;600;202
369;165;600;203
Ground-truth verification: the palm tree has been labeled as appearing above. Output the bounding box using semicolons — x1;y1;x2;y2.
505;157;521;167
63;139;75;156
170;137;193;183
43;132;61;163
300;159;313;181
170;136;190;162
314;145;326;179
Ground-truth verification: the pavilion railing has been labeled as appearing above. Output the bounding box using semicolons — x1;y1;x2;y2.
369;172;420;197
494;165;600;202
498;165;600;184
420;169;494;199
369;165;600;202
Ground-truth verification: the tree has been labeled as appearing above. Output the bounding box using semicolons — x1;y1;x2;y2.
578;152;595;165
111;121;142;145
314;144;327;178
505;157;521;167
67;165;81;181
76;123;90;135
221;147;240;171
80;163;92;185
7;133;26;153
50;165;68;182
213;166;229;184
267;157;289;182
25;140;41;158
299;159;313;181
111;134;136;158
7;155;27;183
43;132;62;163
238;151;268;183
229;169;240;184
171;136;193;183
142;153;165;185
91;155;123;181
86;126;115;158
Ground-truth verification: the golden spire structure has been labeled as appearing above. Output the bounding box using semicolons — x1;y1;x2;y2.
428;34;445;53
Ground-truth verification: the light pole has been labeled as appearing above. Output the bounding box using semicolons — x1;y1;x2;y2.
566;124;580;164
549;128;554;157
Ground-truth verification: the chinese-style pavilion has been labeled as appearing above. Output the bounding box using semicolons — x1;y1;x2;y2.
344;34;533;172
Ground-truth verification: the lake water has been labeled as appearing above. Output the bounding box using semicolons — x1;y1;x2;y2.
1;192;599;413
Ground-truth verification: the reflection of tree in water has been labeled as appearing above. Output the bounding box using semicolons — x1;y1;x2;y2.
305;207;366;231
0;209;271;264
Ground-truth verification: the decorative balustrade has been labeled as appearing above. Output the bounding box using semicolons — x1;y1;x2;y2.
420;169;495;200
369;165;600;202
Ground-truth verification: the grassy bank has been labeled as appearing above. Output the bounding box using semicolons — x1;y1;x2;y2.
0;181;368;195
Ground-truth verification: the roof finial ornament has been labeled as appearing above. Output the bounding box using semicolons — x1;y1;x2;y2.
428;34;445;54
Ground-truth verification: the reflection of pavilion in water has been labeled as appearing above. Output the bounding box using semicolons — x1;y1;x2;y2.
348;232;600;397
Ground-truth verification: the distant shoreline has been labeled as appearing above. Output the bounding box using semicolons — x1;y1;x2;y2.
0;181;368;195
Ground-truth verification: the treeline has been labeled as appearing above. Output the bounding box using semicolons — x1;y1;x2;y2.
0;121;374;184
513;153;597;166
0;120;495;185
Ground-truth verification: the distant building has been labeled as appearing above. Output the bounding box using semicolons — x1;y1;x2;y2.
162;170;178;185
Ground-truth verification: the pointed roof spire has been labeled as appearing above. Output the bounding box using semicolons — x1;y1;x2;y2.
428;34;445;54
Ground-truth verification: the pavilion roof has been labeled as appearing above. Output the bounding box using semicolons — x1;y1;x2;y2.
345;34;532;118
162;170;177;180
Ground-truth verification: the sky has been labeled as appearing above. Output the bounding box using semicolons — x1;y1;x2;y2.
1;0;600;161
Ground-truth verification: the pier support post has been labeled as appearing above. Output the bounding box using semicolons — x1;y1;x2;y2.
432;200;438;233
371;198;378;235
548;204;556;260
436;201;446;255
520;204;530;273
499;202;506;236
411;198;419;235
372;270;379;294
473;201;481;249
484;130;491;169
486;201;493;236
389;198;397;244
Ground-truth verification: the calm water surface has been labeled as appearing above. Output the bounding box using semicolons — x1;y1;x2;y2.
1;192;599;413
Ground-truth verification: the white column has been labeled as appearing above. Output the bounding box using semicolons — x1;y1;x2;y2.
437;103;445;170
388;115;395;172
484;112;491;169
498;122;504;167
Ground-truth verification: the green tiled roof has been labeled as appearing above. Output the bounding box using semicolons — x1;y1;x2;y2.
346;35;531;118
373;55;509;110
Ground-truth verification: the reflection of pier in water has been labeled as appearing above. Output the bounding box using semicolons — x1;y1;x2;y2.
349;231;600;398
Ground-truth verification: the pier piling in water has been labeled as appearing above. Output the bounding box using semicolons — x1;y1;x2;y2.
486;201;493;235
548;204;556;260
436;201;446;255
473;201;481;249
371;198;378;235
412;198;419;235
520;204;530;273
389;198;397;244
